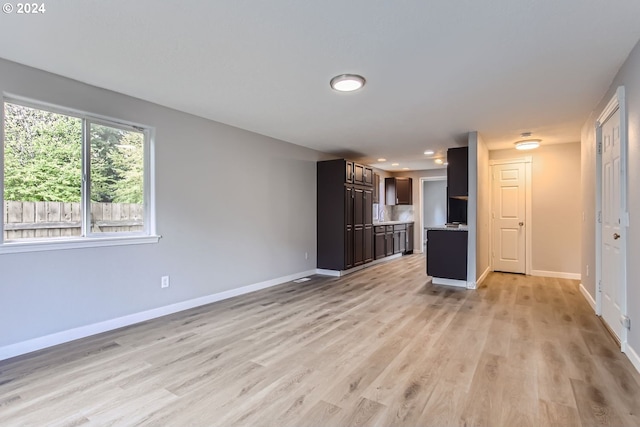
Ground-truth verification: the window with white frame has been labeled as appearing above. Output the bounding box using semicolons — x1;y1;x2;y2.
2;98;156;251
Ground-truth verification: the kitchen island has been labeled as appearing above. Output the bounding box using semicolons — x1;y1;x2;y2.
425;226;468;287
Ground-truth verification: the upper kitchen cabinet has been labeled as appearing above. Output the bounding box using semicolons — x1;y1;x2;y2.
345;160;373;187
385;177;413;205
353;163;374;186
447;147;468;198
372;173;380;203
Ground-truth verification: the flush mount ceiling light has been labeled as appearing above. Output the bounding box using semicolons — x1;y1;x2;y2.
514;132;541;150
423;150;435;155
391;162;399;166
330;74;366;92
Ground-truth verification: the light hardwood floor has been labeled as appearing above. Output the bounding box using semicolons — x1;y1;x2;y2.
1;254;639;426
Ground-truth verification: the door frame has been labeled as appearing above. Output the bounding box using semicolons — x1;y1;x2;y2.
419;176;447;253
595;86;628;350
489;157;532;275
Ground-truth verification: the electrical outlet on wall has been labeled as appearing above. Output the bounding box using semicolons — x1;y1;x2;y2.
161;276;170;288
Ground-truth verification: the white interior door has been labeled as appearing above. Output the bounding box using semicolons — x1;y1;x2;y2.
601;108;623;340
491;163;526;273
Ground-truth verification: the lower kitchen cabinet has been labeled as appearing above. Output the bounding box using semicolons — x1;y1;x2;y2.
364;226;373;263
426;229;468;280
374;222;414;260
406;223;414;253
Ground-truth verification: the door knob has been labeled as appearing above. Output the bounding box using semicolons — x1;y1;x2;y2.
613;233;621;240
519;222;524;226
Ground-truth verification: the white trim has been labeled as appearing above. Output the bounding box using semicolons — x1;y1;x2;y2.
579;283;596;310
622;342;640;374
316;268;341;277
489;158;532;276
468;134;477;286
0;235;161;254
432;277;467;288
525;161;532;275
2;94;157;247
0;268;316;361
595;86;628;348
315;253;403;277
419;176;447;253
488;156;533;166
531;270;581;280
476;265;491;286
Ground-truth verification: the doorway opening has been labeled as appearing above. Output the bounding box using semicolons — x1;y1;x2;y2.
419;177;447;253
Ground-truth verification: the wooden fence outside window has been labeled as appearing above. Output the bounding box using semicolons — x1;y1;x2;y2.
3;201;143;240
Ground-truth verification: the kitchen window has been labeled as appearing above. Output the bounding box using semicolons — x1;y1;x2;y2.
1;97;158;253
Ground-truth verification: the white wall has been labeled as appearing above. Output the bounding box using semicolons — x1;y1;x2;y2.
0;58;327;352
581;37;640;365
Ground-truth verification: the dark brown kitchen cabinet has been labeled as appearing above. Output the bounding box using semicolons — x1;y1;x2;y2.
345;227;354;269
385;177;413;205
364;226;373;263
317;159;374;271
406;223;414;253
344;160;373;187
385;226;394;256
374;227;387;259
353;164;373;186
447;147;468;198
394;224;406;254
447;146;468;223
364;189;373;225
346;161;354;184
372;173;380;203
426;229;468;280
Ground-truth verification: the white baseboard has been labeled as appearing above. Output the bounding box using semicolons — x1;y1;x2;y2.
316;253;403;277
316;268;342;277
622;341;640;375
0;269;317;362
531;270;581;280
432;277;467;288
476;266;491;287
579;283;596;311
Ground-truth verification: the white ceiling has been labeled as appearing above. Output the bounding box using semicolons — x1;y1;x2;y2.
1;0;640;171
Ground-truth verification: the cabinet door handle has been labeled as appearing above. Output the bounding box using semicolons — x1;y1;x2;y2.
396;198;399;204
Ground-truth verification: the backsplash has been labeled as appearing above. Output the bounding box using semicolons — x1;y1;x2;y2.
374;204;414;222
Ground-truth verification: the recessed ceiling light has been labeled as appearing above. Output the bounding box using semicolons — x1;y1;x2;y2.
330;74;366;92
377;158;386;162
423;150;434;155
434;159;443;165
402;167;409;170
391;163;399;166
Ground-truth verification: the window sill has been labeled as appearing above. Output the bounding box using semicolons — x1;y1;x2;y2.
0;235;161;255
